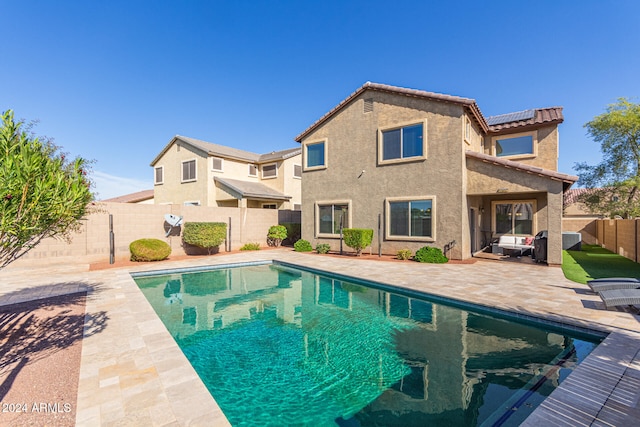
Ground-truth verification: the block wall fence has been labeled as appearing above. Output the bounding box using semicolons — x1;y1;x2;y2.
17;202;291;264
592;218;640;264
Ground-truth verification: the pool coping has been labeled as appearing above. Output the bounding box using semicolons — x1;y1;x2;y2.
2;249;640;425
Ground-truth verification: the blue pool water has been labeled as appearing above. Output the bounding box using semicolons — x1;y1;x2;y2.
134;262;603;427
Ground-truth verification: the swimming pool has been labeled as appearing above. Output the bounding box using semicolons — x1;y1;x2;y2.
133;262;603;426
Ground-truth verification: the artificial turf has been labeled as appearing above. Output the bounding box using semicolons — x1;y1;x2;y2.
562;244;640;284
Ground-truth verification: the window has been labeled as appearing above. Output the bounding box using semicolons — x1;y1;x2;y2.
294;164;302;178
262;203;277;209
212;157;223;171
184;201;200;206
154;166;164;185
248;164;257;177
181;159;196;182
493;132;536;158
386;197;435;240
305;140;326;170
379;121;426;163
492;200;535;235
262;163;277;178
316;201;350;236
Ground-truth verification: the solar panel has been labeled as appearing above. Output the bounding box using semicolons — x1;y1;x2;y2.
486;109;535;126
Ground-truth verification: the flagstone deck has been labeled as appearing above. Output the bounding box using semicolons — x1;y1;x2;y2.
1;249;639;426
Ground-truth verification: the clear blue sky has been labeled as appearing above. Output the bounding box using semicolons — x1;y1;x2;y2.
2;1;639;199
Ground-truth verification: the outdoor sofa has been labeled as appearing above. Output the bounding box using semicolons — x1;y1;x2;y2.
497;235;534;256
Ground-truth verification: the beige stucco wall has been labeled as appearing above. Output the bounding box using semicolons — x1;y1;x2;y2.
300;92;468;259
562;218;598;245
153;142;209;205
13;202;280;265
485;124;559;172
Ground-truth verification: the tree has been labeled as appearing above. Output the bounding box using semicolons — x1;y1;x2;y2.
574;98;640;218
0;110;94;269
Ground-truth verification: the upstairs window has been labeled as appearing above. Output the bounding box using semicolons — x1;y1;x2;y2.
248;164;257;177
212;157;223;171
262;163;277;178
294;164;302;178
182;159;196;182
154;166;164;185
379;121;426;164
305;140;326;170
493;132;536;158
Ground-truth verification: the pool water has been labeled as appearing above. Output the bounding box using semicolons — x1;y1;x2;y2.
134;263;602;427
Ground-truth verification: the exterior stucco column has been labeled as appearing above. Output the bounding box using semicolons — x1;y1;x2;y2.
546;189;563;266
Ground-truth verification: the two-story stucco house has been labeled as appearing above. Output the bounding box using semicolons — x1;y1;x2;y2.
295;82;578;265
151;135;302;209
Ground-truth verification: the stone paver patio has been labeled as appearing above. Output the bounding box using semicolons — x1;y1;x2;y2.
1;249;639;426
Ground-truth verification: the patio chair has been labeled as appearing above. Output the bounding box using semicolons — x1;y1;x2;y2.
598;288;640;310
588;277;640;284
588;281;640;293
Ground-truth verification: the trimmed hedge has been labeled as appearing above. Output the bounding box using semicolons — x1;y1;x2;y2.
342;228;373;256
240;243;261;251
129;238;171;262
414;246;448;263
397;249;412;260
316;243;331;254
294;239;313;252
183;222;227;254
267;225;287;247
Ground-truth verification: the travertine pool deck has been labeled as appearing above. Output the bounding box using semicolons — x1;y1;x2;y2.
1;249;640;426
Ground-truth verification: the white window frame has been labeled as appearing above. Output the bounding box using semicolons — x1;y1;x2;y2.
293;164;302;179
181;158;197;183
262;163;278;179
464;117;472;145
378;120;427;165
385;196;436;242
491;131;538;160
248;164;258;177
262;203;277;209
154;165;164;185
315;200;351;238
304;139;328;171
212;157;224;172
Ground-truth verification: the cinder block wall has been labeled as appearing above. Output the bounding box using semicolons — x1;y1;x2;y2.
562;218;597;245
18;202;281;263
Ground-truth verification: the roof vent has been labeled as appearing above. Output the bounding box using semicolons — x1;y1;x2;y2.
364;98;374;113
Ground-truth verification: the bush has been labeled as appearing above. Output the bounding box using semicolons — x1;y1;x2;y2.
281;222;301;246
294;239;313;252
267;225;287;247
316;243;331;254
414;246;448;263
129;238;171;262
342;228;373;256
397;249;412;260
240;242;261;251
183;222;227;255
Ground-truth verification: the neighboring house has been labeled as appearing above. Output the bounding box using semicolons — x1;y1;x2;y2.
101;189;155;204
150;135;302;209
295;82;577;265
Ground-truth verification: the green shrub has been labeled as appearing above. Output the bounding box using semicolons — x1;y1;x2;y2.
316;243;331;254
397;249;412;260
281;222;301;246
342;228;373;256
267;225;287;247
129;238;171;262
240;242;261;251
183;222;227;254
294;239;313;252
414;246;448;263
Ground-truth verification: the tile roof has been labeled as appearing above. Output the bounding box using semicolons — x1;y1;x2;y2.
487;107;563;133
214;177;291;201
101;189;154;203
294;82;490;142
465;150;578;190
150;136;301;166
